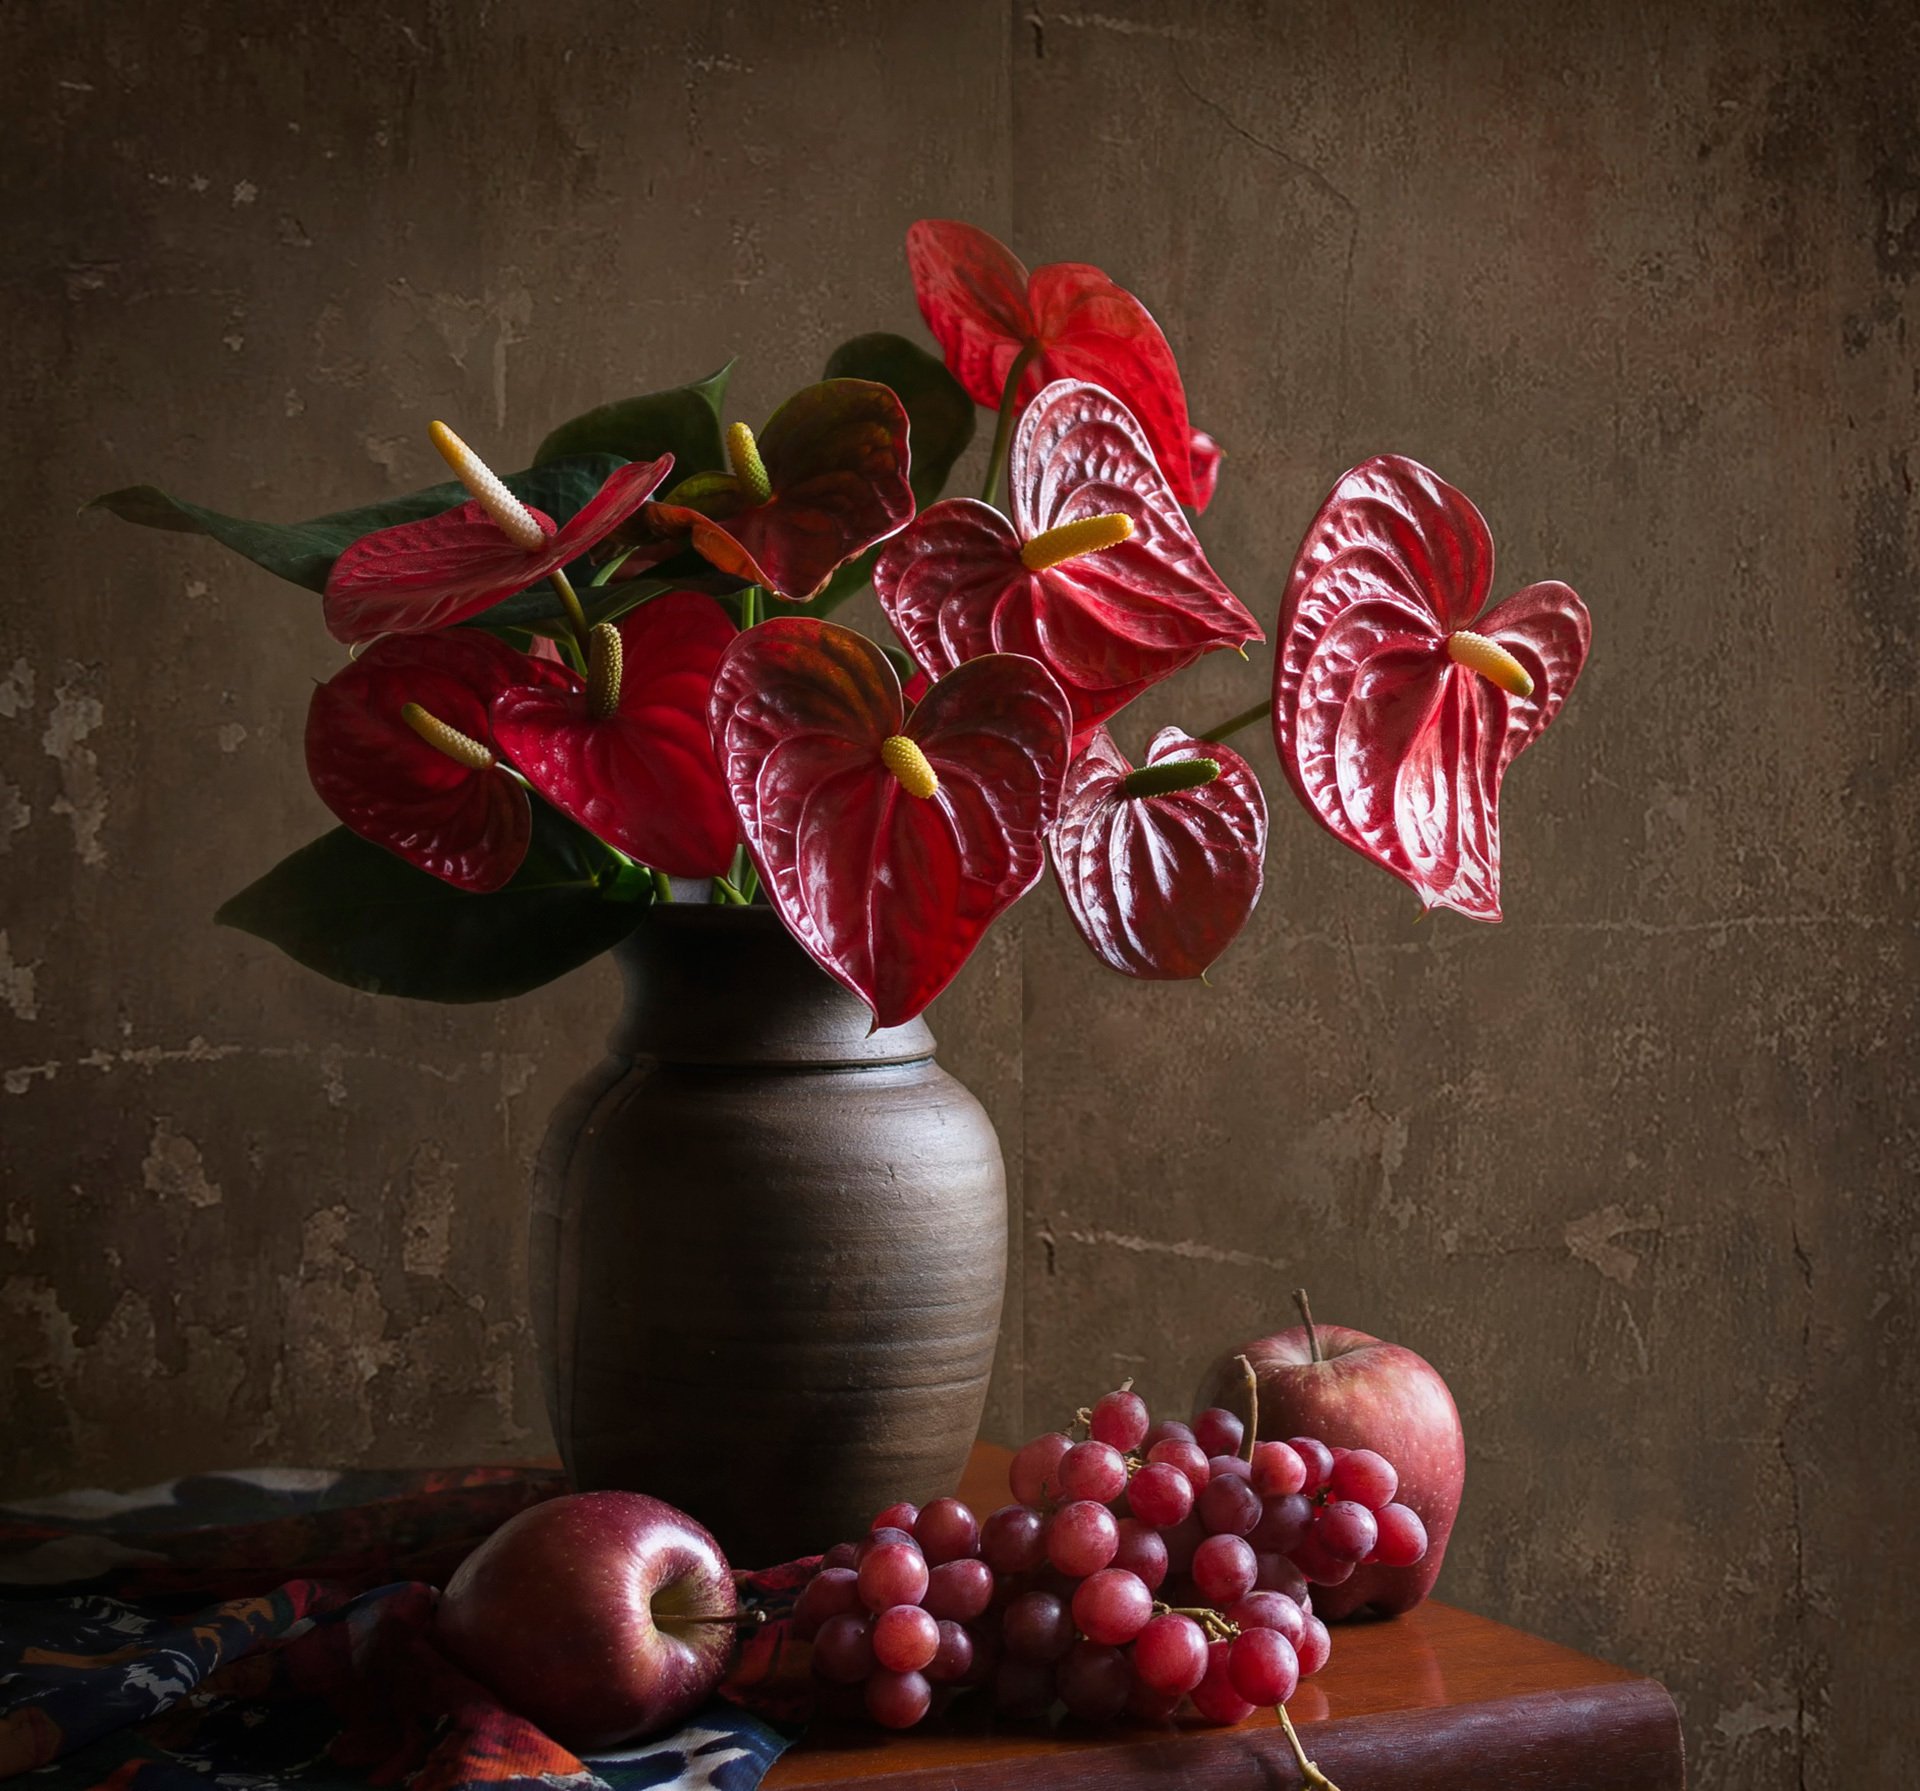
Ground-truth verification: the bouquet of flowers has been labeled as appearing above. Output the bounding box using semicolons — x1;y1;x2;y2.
96;220;1591;1026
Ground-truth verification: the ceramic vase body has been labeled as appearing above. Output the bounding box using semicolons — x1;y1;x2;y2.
530;904;1006;1565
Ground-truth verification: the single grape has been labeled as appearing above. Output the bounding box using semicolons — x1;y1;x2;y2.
980;1503;1048;1576
792;1565;862;1638
1196;1471;1262;1538
960;1619;1000;1687
1056;1639;1133;1720
1192;1407;1245;1458
1315;1499;1380;1564
872;1500;920;1531
1131;1610;1210;1695
1188;1638;1257;1724
1208;1452;1254;1482
1253;1553;1310;1602
1328;1447;1397;1510
1192;1532;1258;1605
857;1540;930;1613
924;1556;994;1621
1226;1590;1307;1648
1009;1431;1073;1506
924;1618;975;1685
1058;1439;1128;1504
872;1603;940;1672
1369;1501;1429;1567
857;1525;917;1562
992;1655;1055;1719
1126;1678;1186;1722
822;1540;859;1571
1090;1387;1151;1451
811;1612;875;1683
1145;1436;1212;1495
914;1496;980;1566
1125;1460;1194;1527
1287;1436;1335;1491
1161;1512;1206;1575
1044;1499;1120;1577
1111;1516;1169;1591
1002;1589;1076;1662
864;1668;932;1729
1226;1626;1300;1704
1141;1418;1196;1451
1296;1614;1332;1676
1250;1491;1314;1553
1251;1439;1307;1498
1290;1533;1358;1586
1071;1566;1154;1645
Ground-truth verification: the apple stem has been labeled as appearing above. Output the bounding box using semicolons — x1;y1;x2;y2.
1277;1702;1341;1789
1293;1287;1323;1364
1237;1352;1259;1459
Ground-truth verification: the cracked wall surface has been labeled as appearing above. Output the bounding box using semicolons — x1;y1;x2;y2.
4;3;1915;1787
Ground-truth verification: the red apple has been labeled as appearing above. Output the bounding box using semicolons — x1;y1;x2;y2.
435;1491;739;1748
1195;1316;1464;1620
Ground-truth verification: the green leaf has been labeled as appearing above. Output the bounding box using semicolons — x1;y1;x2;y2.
533;362;734;476
216;806;648;1003
823;333;975;510
88;456;626;595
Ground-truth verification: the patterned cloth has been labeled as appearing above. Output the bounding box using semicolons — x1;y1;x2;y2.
0;1469;805;1791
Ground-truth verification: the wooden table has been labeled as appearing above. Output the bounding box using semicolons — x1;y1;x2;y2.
763;1447;1685;1790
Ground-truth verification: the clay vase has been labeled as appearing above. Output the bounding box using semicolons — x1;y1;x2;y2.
529;902;1006;1565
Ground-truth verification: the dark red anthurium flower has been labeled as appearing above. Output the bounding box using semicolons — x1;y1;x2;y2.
708;618;1072;1028
1273;454;1591;921
642;380;914;601
305;630;565;893
1050;726;1268;981
323;420;674;643
490;592;740;878
906;219;1216;509
873;379;1262;738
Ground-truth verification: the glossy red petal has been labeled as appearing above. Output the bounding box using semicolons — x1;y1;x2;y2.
1187;430;1222;510
322;455;673;643
905;220;1037;411
709;619;1071;1027
304;632;545;892
1051;727;1267;980
491;592;740;877
1273;456;1590;919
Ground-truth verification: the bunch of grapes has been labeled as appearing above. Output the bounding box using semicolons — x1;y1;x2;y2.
790;1378;1428;1732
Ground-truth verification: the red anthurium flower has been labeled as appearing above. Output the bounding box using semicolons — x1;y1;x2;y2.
708;618;1072;1027
642;380;914;601
306;630;565;892
1273;454;1591;921
323;421;674;643
906;219;1216;509
490;592;740;878
1050;726;1267;981
873;379;1261;738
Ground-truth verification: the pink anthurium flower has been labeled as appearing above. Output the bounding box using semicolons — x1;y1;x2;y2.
873;379;1261;739
708;618;1072;1028
906;219;1217;508
323;421;673;643
1273;454;1591;921
490;592;740;878
305;630;566;892
1050;726;1268;981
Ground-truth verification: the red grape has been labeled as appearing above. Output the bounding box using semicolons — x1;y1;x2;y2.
1111;1516;1169;1591
1142;1418;1196;1451
1226;1627;1299;1704
1250;1491;1314;1552
1146;1437;1211;1494
924;1556;994;1621
1161;1512;1206;1575
1002;1589;1075;1661
1056;1639;1133;1720
1010;1431;1073;1506
1369;1502;1429;1567
864;1667;931;1729
914;1496;980;1565
872;1603;940;1672
1250;1439;1307;1497
857;1525;916;1561
1196;1472;1262;1538
793;1565;861;1637
1296;1614;1331;1676
1192;1532;1258;1605
1226;1591;1307;1648
812;1612;875;1683
857;1540;929;1612
1188;1638;1256;1724
1126;1678;1186;1722
873;1501;920;1531
1314;1499;1379;1563
1131;1610;1210;1694
1208;1452;1253;1481
925;1618;975;1684
1253;1553;1310;1602
1287;1436;1335;1490
1058;1439;1127;1504
1071;1566;1154;1645
1090;1387;1150;1451
992;1656;1055;1718
1192;1407;1245;1458
980;1504;1047;1576
960;1619;1000;1686
1126;1460;1194;1527
1044;1500;1119;1576
1328;1447;1397;1510
1290;1533;1358;1585
822;1540;859;1571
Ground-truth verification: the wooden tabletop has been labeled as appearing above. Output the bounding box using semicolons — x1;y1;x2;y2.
763;1446;1685;1791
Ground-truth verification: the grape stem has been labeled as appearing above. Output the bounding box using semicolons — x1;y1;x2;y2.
1293;1287;1324;1364
1150;1601;1240;1643
1238;1352;1259;1460
1277;1703;1341;1789
677;1609;768;1628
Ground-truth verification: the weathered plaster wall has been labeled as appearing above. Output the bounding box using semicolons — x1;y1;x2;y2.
3;4;1914;1787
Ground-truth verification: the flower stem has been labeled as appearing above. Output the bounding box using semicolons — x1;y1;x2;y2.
739;584;761;630
1196;698;1273;744
650;868;674;903
981;342;1040;508
548;568;591;656
712;874;749;906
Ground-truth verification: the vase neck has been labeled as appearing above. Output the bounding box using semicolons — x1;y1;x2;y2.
609;905;936;1067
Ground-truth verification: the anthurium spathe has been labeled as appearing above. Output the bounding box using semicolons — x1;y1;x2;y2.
906;219;1217;508
1273;454;1591;921
322;422;674;643
305;631;566;893
640;380;914;601
708;619;1072;1027
490;592;740;878
873;379;1261;738
1050;726;1268;981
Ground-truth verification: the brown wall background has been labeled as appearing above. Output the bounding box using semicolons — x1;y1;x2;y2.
3;2;1915;1786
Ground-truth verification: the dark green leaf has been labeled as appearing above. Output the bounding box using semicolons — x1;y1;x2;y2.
88;456;625;595
533;362;734;476
216;806;647;1002
823;333;975;509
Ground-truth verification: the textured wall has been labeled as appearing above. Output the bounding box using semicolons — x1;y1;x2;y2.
3;3;1915;1788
